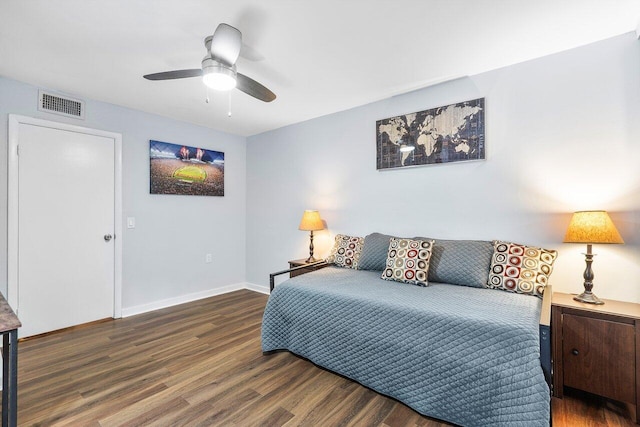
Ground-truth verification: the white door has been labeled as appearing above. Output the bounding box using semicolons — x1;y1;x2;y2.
8;116;122;338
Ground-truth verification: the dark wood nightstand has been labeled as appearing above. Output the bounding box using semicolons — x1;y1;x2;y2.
288;258;329;278
552;292;640;424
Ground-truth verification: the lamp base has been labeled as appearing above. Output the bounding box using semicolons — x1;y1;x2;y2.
305;255;318;263
573;291;604;305
573;244;604;305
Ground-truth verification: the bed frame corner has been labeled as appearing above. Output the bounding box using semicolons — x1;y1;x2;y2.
539;285;552;389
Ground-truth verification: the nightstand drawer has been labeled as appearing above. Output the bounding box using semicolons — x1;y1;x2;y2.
562;313;635;403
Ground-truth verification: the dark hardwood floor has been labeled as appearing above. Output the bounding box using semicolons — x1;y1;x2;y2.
3;289;636;426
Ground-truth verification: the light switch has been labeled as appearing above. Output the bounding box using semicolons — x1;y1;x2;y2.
127;217;135;229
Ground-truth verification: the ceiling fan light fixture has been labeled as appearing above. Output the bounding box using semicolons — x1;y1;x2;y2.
202;59;237;91
203;72;236;91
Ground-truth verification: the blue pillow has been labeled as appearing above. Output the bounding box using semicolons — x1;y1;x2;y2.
358;233;396;271
415;238;493;288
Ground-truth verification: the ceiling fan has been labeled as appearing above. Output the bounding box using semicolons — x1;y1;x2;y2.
143;23;276;102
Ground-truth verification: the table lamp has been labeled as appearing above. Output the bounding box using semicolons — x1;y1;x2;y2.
563;210;624;305
298;210;324;263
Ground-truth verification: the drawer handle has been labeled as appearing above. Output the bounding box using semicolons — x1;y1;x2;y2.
571;349;579;356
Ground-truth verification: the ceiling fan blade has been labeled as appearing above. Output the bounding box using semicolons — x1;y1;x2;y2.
210;23;242;66
236;73;276;102
143;69;203;80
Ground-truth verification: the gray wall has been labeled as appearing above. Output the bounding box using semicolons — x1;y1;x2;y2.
0;77;247;312
246;32;640;302
2;32;639;310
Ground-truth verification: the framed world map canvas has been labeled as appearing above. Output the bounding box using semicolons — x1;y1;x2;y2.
150;140;224;196
376;98;485;170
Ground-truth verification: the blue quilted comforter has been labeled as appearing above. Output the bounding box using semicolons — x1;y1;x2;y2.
261;267;550;426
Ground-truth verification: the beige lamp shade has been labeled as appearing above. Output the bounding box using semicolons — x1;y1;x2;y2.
298;210;324;231
563;210;624;244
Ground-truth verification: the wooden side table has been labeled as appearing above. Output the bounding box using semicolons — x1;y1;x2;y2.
0;293;21;427
552;292;640;424
288;258;329;278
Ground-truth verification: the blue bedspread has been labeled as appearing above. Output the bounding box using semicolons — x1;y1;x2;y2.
261;267;550;426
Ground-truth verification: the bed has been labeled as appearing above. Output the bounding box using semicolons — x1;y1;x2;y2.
262;265;551;426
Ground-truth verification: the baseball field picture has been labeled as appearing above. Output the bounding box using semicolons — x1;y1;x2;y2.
150;140;224;196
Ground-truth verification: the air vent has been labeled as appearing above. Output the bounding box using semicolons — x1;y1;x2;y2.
38;90;85;119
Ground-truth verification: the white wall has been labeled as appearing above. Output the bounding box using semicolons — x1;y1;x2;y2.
246;32;640;303
0;77;247;313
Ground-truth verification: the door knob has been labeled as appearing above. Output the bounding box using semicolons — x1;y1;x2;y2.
104;234;113;242
571;349;579;356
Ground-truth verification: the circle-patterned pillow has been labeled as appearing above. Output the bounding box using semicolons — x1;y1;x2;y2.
326;234;364;269
487;240;557;298
381;238;435;287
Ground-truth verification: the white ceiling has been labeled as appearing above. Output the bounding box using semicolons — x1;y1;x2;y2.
1;0;639;137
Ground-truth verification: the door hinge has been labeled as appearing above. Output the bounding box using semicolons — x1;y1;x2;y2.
16;145;19;156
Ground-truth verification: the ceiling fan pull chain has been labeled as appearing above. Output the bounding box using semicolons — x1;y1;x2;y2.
228;92;232;117
205;86;211;104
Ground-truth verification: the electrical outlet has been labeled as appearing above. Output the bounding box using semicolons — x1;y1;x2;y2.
205;254;212;263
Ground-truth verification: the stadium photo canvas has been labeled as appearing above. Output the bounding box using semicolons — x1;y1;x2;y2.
150;140;225;196
376;98;485;170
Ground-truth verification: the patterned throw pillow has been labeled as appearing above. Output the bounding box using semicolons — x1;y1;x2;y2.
326;234;364;269
487;240;558;298
381;238;435;287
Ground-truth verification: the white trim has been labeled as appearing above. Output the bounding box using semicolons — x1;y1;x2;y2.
7;114;123;319
113;129;123;318
244;282;270;295
121;282;261;317
7;117;19;312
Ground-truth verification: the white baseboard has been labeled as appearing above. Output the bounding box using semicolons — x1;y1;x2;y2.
244;282;270;295
121;282;270;317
